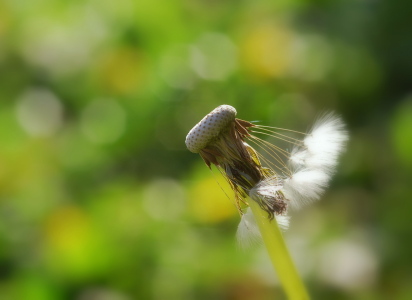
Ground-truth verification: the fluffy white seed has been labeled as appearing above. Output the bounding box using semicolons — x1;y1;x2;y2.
304;114;348;171
185;105;237;153
237;207;290;248
290;113;348;173
276;214;291;231
236;208;261;248
285;113;348;209
249;176;283;201
282;169;330;209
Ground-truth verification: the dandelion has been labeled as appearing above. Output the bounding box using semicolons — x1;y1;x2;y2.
185;105;348;300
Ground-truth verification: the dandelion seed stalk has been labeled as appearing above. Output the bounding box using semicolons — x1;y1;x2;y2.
249;200;309;300
186;105;347;300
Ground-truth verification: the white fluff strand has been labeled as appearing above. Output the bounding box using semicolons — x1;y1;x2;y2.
290;113;348;174
282;169;330;209
237;207;290;248
285;114;348;209
237;207;261;248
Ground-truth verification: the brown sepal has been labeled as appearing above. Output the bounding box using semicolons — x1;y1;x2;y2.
235;119;255;137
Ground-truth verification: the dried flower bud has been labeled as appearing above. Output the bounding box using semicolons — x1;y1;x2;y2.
186;105;286;219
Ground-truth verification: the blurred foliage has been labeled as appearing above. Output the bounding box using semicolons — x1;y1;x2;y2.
1;0;412;299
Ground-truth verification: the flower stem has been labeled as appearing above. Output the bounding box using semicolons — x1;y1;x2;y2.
249;200;310;300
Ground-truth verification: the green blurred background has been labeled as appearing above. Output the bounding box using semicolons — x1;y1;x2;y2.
1;0;412;299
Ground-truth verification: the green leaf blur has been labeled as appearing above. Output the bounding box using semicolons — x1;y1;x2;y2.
0;0;411;299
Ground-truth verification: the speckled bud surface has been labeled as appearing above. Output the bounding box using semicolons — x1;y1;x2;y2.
185;105;237;153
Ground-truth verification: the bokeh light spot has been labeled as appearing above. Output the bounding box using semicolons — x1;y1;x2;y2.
43;205;113;280
16;88;64;137
142;178;186;221
241;22;293;79
190;32;237;81
289;34;334;82
18;9;108;76
159;44;196;90
80;99;126;145
95;48;144;95
318;238;378;291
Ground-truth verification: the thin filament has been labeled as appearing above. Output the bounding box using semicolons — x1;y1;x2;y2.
254;146;291;177
209;167;241;213
248;136;290;168
255;124;307;135
248;135;293;176
249;134;292;158
216;166;252;199
251;129;304;147
247;137;292;176
252;126;305;144
252;128;304;144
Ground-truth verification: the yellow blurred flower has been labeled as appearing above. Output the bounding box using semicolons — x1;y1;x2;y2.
43;205;111;279
189;177;237;224
240;22;294;79
94;47;145;95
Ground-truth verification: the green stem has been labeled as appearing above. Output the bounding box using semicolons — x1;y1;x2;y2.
249;200;310;300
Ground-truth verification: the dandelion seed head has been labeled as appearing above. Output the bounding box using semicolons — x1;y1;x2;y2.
185;105;348;236
185;104;237;153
